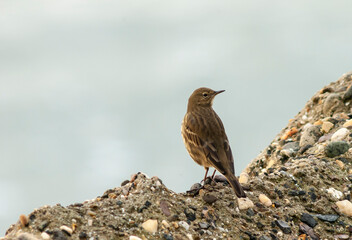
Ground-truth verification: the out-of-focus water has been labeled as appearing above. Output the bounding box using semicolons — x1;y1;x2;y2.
1;0;352;234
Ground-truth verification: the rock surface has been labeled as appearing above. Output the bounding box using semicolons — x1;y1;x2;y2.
3;72;352;239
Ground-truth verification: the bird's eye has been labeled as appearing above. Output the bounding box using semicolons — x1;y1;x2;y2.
202;92;208;97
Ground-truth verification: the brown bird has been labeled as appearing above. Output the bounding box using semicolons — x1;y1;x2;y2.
181;87;246;198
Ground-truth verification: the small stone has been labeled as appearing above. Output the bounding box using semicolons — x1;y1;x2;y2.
16;233;41;240
327;188;343;199
238;197;254;210
41;233;51;240
198;222;210;229
184;208;196;222
161;220;170;228
129;236;142;240
323;93;344;116
60;226;73;236
87;210;96;217
51;230;68;240
299;223;320;240
300;213;317;228
300;125;321;147
259;236;271;240
331;128;350;141
78;232;88;239
322;121;334;133
189;183;202;191
336;160;345;169
325;141;350;157
343;119;352;127
163;234;173;240
213;174;228;182
315;214;339;222
258;194;272;207
87;219;93;226
178;221;189;231
121;180;130;186
239;172;249;184
142;219;158;233
334;234;350;240
19;214;29;227
336;200;352;216
318;133;333;143
275;220;291;234
38;220;50;232
202;194;217;204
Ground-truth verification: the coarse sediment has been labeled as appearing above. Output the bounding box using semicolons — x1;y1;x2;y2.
4;72;352;240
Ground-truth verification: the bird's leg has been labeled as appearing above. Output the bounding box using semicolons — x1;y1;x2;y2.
201;167;209;184
211;169;217;180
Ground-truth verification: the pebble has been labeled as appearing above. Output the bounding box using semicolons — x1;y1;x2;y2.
19;214;29;227
142;219;158;233
315;214;339;222
343;119;352;127
325;141;350;157
300;125;321;147
198;222;210;229
213;174;228;182
300;213;317;228
51;230;68;240
16;233;40;240
336;160;345;169
327;188;343;199
331;128;350;141
258;194;272;207
60;226;73;236
41;233;51;240
281;142;300;157
87;219;93;226
299;223;319;240
161;220;170;229
334;234;350;240
239;172;249;184
129;236;142;240
322;121;334;133
275;220;291;234
238;197;254;210
259;236;271;240
178;221;189;231
336;200;352;216
202;194;217;204
323;93;344;116
318;133;333;143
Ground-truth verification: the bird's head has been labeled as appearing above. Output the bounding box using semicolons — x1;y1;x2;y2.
188;87;225;109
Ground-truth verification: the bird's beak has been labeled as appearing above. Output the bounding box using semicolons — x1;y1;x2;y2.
214;90;225;95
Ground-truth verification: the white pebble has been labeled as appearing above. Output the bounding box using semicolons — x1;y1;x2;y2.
238;197;254;210
161;220;170;228
129;236;142;240
88;219;93;226
327;188;343;199
258;194;272;207
336;200;352;216
178;221;190;231
331;128;350;142
60;225;73;235
142;219;158;233
186;234;193;240
239;173;249;184
41;232;51;240
322;121;334;133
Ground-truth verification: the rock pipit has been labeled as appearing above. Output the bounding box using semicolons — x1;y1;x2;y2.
181;87;246;198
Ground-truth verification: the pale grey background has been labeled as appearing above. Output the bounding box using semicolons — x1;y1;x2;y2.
1;0;352;234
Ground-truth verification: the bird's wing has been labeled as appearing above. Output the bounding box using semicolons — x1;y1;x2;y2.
224;138;235;174
183;113;226;174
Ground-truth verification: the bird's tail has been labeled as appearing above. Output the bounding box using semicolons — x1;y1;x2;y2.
226;173;246;198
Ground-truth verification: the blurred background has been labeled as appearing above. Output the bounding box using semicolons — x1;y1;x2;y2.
1;0;352;234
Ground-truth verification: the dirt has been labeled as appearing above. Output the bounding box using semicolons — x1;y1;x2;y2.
3;72;352;240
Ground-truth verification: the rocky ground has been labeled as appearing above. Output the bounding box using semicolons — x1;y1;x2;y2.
4;72;352;240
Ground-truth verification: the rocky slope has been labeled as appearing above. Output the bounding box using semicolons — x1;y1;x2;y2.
3;72;352;240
